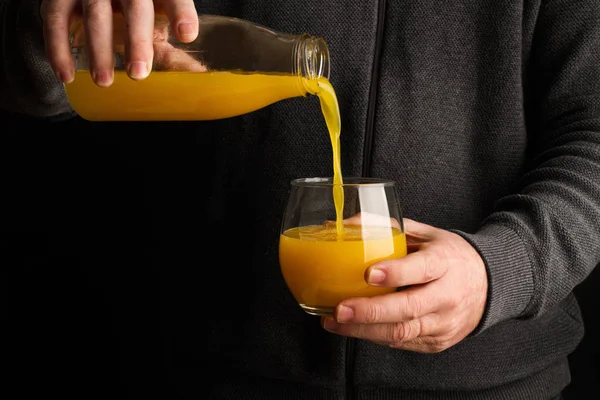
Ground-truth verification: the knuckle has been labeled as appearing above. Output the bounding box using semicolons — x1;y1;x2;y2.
446;296;460;310
388;342;404;350
428;341;448;353
42;12;65;28
423;331;456;353
84;0;112;16
85;0;106;9
390;322;409;344
403;292;422;319
421;253;437;282
446;316;462;336
132;37;154;46
390;319;423;344
364;302;385;323
350;324;367;339
120;0;149;15
128;38;155;58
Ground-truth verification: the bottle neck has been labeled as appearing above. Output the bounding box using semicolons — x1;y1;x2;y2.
294;35;330;95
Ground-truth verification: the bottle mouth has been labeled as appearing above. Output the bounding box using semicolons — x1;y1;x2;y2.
297;36;330;82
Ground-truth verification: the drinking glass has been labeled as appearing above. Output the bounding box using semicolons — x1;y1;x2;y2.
279;177;407;316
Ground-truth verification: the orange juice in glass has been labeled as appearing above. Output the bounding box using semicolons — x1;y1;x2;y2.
279;177;407;316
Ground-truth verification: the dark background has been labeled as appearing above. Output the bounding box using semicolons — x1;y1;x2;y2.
3;111;598;399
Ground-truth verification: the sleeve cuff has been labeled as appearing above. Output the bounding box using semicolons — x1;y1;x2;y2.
451;223;534;334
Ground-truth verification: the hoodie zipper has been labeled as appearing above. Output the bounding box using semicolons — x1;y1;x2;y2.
361;0;387;178
346;1;387;399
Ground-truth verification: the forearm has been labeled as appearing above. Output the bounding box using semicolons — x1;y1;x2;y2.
461;118;600;333
460;0;600;333
0;0;74;119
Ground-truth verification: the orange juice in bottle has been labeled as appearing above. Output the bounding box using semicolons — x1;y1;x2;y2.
65;13;331;121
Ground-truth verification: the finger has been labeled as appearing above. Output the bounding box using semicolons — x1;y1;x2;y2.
120;0;154;79
41;0;78;83
157;0;199;43
401;218;434;252
365;250;448;287
153;42;207;71
403;218;433;234
82;0;114;87
403;218;434;241
322;313;444;349
397;333;455;354
334;286;444;324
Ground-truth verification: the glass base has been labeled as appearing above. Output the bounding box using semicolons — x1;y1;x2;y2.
300;304;334;316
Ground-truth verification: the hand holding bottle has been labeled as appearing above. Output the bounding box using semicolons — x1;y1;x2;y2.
40;0;199;87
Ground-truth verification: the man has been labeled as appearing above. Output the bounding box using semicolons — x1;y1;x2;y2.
2;0;599;398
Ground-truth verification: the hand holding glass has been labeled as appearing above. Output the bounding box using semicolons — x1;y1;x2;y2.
279;178;407;316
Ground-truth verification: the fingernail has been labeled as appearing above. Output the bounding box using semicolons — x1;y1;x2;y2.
91;70;113;88
323;317;339;331
336;305;354;323
368;268;386;285
57;70;73;84
178;23;195;38
127;62;150;80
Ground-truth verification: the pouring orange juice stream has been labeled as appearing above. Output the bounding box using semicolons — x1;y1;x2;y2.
304;78;345;237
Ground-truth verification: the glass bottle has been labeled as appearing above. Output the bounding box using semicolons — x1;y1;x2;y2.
65;13;330;121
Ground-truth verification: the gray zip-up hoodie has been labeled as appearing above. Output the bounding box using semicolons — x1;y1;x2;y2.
2;0;600;399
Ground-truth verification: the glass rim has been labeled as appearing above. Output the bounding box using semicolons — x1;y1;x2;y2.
290;177;395;188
